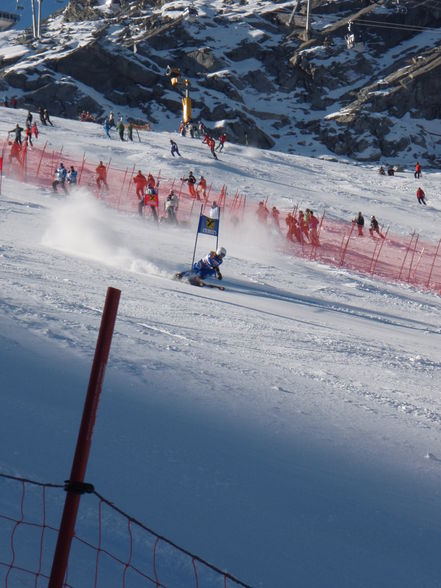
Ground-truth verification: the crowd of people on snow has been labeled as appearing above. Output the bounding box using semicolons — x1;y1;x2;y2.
2;100;434;258
6;109;44;163
2;96;18;108
101;111;151;141
175;119;227;160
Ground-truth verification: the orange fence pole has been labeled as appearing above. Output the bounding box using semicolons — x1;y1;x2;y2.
412;247;425;282
426;238;441;288
339;221;355;266
35;141;48;178
118;167;128;208
371;226;389;275
78;153;86;185
406;234;419;283
398;232;415;280
125;164;136;198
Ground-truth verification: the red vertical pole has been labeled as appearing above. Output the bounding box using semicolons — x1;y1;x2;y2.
371;226;389;275
48;287;121;588
50;150;55;178
426;238;441;288
126;164;136;198
78;153;86;185
177;179;184;198
339;221;355;266
35;141;48;179
0;156;3;195
118;167;128;209
406;234;419;282
412;247;425;283
398;233;415;280
368;238;381;274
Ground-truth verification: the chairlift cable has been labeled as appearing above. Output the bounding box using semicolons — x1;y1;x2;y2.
353;19;441;34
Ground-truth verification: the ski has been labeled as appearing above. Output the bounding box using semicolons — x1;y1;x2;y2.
201;282;225;291
174;273;224;290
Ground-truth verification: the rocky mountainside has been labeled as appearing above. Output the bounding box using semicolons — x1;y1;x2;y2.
1;0;440;164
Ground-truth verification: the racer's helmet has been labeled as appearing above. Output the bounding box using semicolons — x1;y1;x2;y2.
216;246;226;258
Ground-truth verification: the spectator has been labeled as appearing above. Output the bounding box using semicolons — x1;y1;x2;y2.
133;170;148;201
52;163;68;194
44;108;53;126
414;161;422;179
9;123;24;145
196;175;207;200
96;161;109;190
208;201;220;219
353;212;364;236
164;190;179;224
369;215;385;239
67;166;78;187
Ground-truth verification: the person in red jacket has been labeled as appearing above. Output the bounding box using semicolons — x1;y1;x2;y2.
298;210;309;241
208;137;218;160
96;161;109;190
31;121;38;139
8;140;22;164
414;161;422;179
144;183;159;222
133;170;148;201
216;133;227;152
416;187;426;205
307;210;320;246
286;212;301;242
24;125;33;147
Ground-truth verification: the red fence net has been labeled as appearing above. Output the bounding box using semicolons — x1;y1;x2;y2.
2;137;441;294
0;473;251;588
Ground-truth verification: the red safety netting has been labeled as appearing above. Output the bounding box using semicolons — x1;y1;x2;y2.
0;473;251;587
2;137;441;295
281;212;441;293
1;138;246;226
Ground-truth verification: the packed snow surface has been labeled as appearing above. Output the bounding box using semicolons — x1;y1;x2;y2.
1;107;441;587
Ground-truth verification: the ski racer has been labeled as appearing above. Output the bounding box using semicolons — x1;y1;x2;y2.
176;247;226;286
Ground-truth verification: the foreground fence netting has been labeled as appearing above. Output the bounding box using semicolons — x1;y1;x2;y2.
0;472;252;588
2;136;441;294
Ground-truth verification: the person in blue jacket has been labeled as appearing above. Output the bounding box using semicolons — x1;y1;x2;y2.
170;139;182;157
176;247;226;285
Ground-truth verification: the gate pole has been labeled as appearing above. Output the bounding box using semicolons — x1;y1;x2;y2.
48;286;121;588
